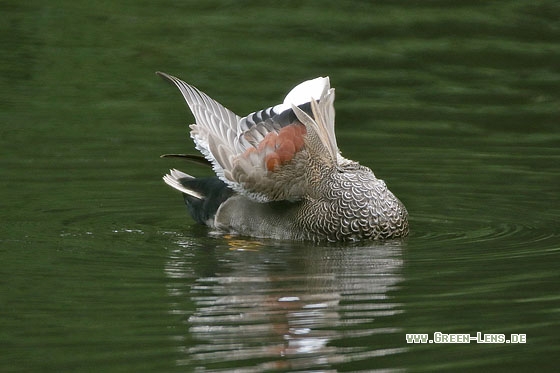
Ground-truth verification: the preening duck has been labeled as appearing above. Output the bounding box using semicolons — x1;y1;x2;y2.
158;72;408;241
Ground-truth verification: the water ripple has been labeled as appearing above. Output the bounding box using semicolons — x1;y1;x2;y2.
410;210;558;260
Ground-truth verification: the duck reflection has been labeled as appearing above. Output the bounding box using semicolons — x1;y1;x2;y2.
165;237;406;371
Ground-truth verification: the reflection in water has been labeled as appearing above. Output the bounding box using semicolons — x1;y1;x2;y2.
165;237;406;371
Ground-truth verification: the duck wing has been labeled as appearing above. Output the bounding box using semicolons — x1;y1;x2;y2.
158;72;340;202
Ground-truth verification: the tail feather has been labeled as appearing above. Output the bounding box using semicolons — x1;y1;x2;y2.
163;169;203;199
163;169;233;226
160;154;212;167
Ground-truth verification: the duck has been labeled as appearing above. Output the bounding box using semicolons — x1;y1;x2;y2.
157;72;409;241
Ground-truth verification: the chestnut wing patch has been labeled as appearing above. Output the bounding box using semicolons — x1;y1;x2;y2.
243;123;307;172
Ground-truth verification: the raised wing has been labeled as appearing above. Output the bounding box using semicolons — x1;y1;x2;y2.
158;72;341;202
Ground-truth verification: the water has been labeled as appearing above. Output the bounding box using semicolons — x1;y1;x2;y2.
2;0;559;371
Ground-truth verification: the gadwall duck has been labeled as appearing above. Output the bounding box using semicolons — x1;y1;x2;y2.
158;72;408;241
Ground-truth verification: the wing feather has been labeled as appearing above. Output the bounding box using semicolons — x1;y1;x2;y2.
159;72;342;202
